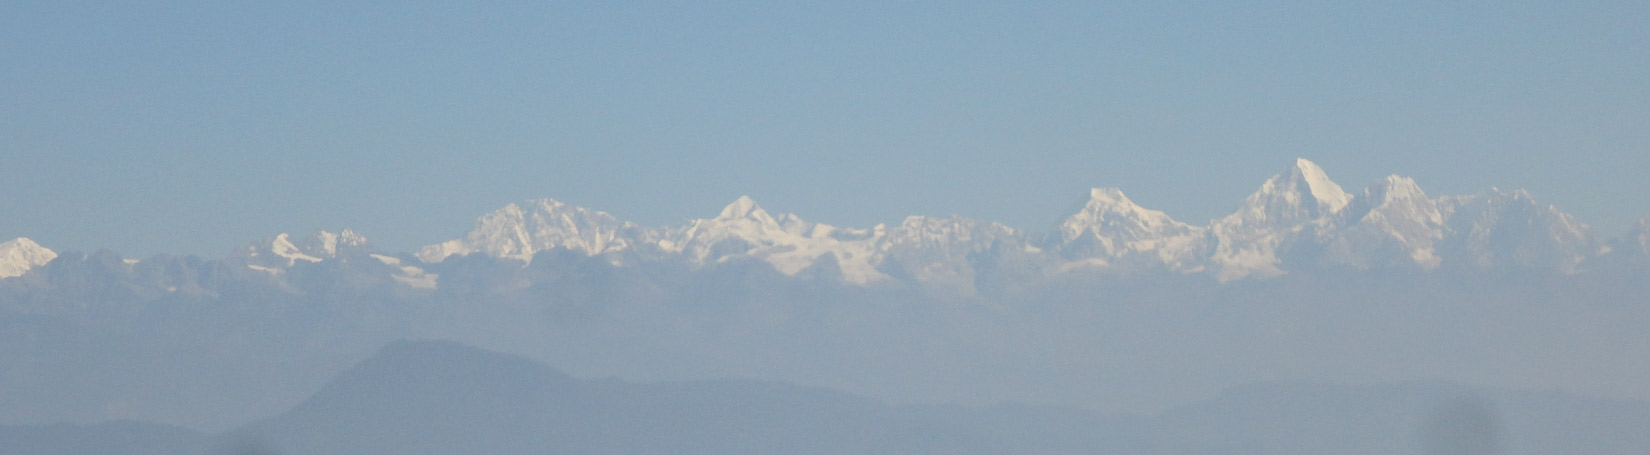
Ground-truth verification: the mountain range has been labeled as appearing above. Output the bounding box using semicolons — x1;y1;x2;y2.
4;159;1649;434
10;158;1635;290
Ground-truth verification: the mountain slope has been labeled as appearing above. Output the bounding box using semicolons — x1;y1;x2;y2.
417;199;643;263
1316;175;1448;269
1052;188;1207;272
1208;159;1353;280
0;237;57;278
1437;188;1598;272
657;196;889;284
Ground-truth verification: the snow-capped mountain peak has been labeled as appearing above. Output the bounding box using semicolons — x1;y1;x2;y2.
1341;175;1442;227
1318;175;1446;269
1053;188;1206;271
658;197;888;283
1294;158;1353;213
315;229;368;256
1436;187;1595;272
242;230;371;271
417;198;638;263
270;233;323;264
1206;159;1352;280
716;195;774;223
884;215;1019;252
0;237;57;278
1238;158;1353;223
1059;188;1193;242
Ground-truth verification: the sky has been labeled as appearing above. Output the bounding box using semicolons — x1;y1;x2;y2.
3;1;1647;258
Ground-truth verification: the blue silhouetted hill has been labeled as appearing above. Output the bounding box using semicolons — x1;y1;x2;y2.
230;340;1137;455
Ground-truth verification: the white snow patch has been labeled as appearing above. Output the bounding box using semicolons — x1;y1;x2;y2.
0;237;57;278
371;254;439;289
271;233;323;265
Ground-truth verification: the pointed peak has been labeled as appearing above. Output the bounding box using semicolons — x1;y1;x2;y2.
527;198;571;212
1473;187;1536;204
0;237;59;278
338;229;367;246
1365;175;1426;200
2;237;46;250
1263;158;1351;213
1087;187;1134;205
717;195;769;220
312;229;368;256
483;202;527;219
1293;157;1323;172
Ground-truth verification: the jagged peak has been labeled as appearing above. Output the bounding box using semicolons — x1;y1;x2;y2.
900;214;968;228
497;202;526;216
242;229;368;267
1;237;49;252
268;233;319;263
1437;187;1543;215
0;237;58;279
1221;158;1351;226
716;195;775;223
339;229;367;246
1284;158;1352;213
1477;187;1534;202
1362;175;1429;203
893;214;1016;235
528;198;570;211
314;229;369;256
1066;187;1187;228
1086;187;1135;206
1059;186;1200;252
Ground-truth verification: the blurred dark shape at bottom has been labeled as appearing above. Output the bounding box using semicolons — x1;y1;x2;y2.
1421;397;1502;455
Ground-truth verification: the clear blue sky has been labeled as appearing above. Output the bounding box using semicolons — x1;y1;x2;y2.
4;1;1647;257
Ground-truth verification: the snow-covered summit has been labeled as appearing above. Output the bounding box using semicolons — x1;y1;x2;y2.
872;215;1027;294
417;199;641;264
883;215;1020;253
716;195;770;221
1436;188;1596;272
1225;158;1352;228
315;229;368;257
1208;158;1353;280
0;237;57;278
1318;175;1448;269
240;230;370;272
659;196;887;284
1053;188;1205;271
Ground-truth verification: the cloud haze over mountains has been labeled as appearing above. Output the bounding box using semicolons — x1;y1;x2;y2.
2;159;1648;452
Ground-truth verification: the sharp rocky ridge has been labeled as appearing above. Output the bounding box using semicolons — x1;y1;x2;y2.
2;159;1631;288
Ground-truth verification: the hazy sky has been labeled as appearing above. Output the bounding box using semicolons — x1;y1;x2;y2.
4;1;1647;257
